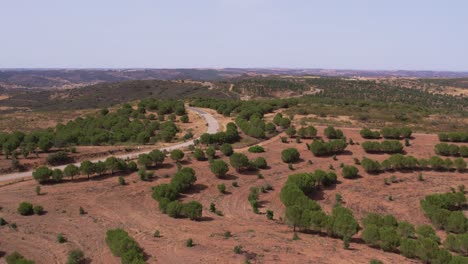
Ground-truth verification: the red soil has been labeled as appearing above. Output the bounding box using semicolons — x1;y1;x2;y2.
0;127;466;263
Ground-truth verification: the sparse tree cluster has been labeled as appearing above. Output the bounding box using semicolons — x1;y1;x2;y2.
324;126;344;139
380;127;412;139
420;191;467;234
106;228;145;264
360;154;467;173
435;143;468;157
361;140;404;154
360;128;381;139
307;140;348;156
151;167;202;220
438;132;468;142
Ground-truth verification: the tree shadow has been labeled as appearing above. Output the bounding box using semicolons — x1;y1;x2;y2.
197;216;214;222
183;184;208;194
257;200;270;208
221;174;238;180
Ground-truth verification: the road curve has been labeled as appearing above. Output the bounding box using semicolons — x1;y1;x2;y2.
0;106;219;182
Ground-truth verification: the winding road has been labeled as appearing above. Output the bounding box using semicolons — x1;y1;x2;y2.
0;106;219;182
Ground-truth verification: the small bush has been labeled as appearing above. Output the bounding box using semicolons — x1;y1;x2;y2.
217;184;226;194
186;238;193;247
266;210;274;220
33;205;44;215
281;148;300;163
248;145;265;153
233;245;243;254
17;202;34;216
67;249;84;264
342;165;359;179
118;176;126;185
57;233;67;243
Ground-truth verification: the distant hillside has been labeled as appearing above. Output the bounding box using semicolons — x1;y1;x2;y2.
2;68;468;90
0;79;237;111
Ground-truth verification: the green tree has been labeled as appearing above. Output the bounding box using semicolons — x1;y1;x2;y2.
67;249;85;264
170;149;184;162
64;164;80;180
182;201;203;220
342;165;359;179
80;160;95;179
229;153;249;171
220;143;233;156
149;149;165;166
32;166;53;183
17;202;34;216
210;160;229;178
281;148;300;163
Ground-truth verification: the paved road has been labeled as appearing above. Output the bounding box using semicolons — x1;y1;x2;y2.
0;106;219;182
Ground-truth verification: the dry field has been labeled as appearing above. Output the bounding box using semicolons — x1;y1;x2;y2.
0;127;466;263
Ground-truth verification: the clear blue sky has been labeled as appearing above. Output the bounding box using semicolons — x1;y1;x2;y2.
1;0;467;71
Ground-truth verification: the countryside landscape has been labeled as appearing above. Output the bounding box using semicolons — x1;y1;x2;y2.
1;1;467;264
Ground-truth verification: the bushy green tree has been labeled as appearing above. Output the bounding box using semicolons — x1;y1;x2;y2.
210;160;229;178
281;148;300;163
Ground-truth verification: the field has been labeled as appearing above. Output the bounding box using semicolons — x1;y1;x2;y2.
1;126;466;263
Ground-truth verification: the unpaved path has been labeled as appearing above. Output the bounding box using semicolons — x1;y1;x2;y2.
0;107;219;182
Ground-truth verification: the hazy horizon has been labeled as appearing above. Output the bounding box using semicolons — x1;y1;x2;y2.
1;0;467;71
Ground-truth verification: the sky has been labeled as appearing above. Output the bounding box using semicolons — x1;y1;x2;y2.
1;0;467;71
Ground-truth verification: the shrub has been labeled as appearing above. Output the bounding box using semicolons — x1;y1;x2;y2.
342;165;359;179
57;233;67;243
454;157;467;172
217;184;226;194
297;126;317;138
106;228;144;263
17;202;34;216
170;149;184;162
118;176;126;185
32;166;53;183
206;146;216;159
248;145;265;153
438;132;468;142
360;128;380;139
64;164;80;180
230;153;249;171
233;245;243;254
381;127;412;139
46;151;71;165
361;157;381;173
309;140;347;156
285;126;296;138
210;160;229;178
35;185;41;195
193;148;206;161
166;201;184;218
220;143;233;156
281;148;300;163
362;140;403;154
324;126;344;139
182;201;203;220
266;210;274;220
67;249;85;264
252;157;268;169
5;252;34;264
33;205;44;215
0;217;6;226
186;238;193;247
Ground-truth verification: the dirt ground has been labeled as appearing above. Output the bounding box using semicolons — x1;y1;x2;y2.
0;127;466;263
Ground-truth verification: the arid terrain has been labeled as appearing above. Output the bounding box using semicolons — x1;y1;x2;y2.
1;124;466;263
